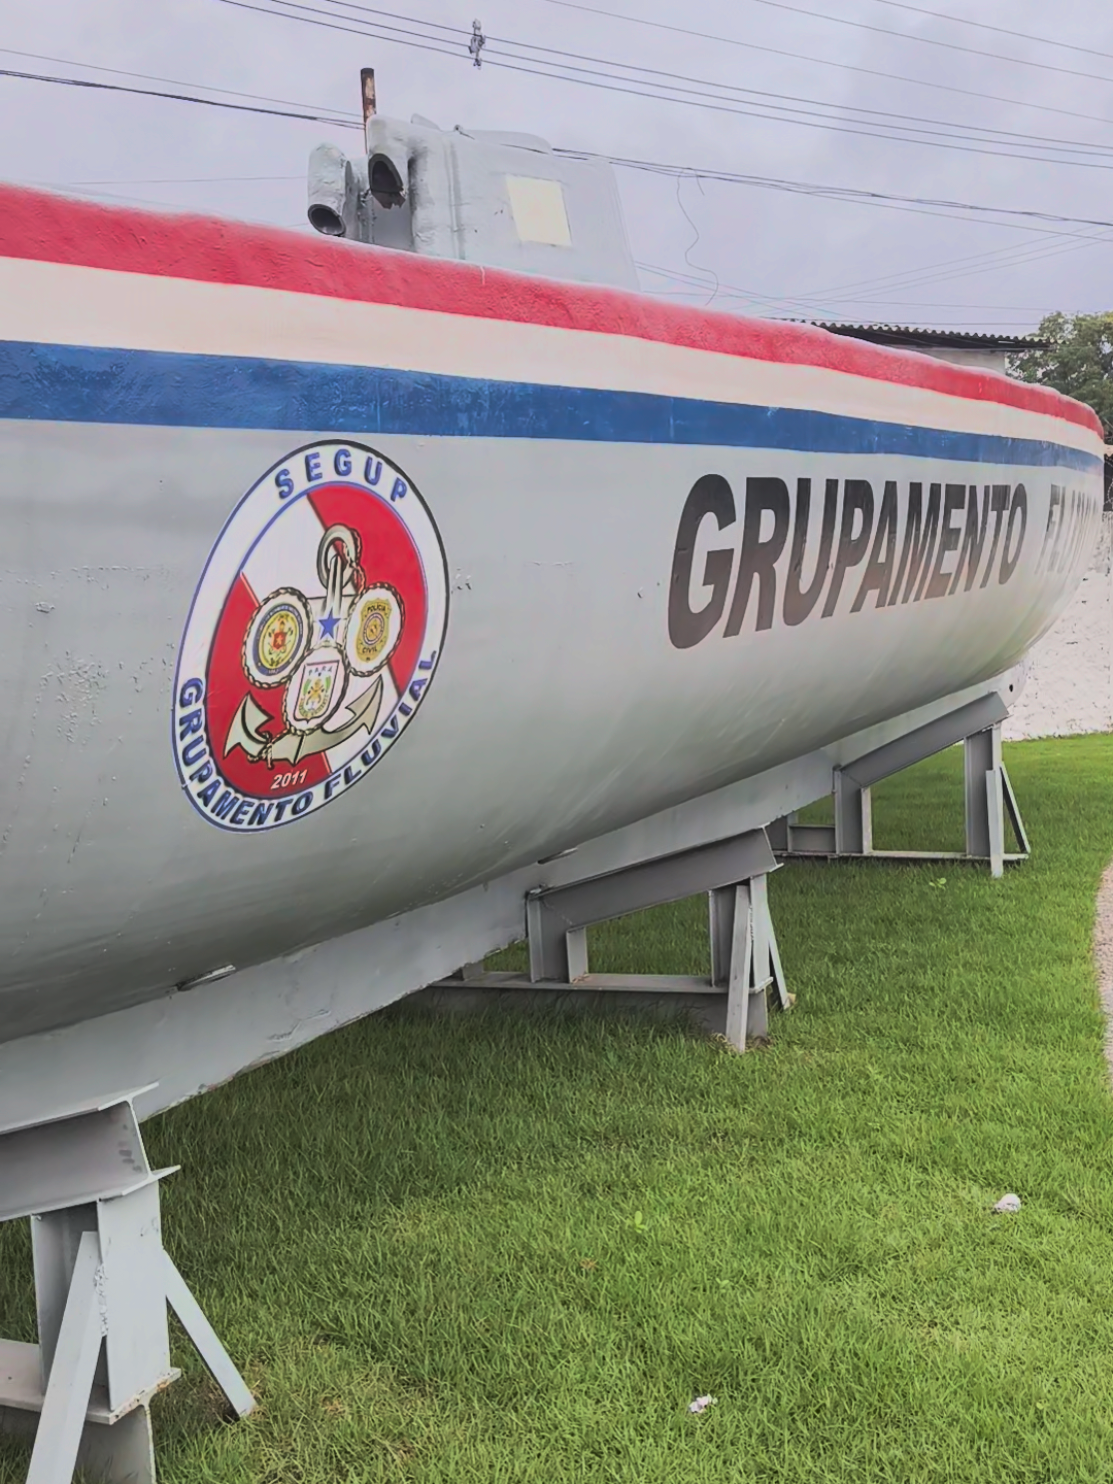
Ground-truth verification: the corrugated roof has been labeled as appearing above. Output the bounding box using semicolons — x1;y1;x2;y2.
806;321;1047;350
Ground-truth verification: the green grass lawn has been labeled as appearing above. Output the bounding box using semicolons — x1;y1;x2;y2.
4;736;1113;1482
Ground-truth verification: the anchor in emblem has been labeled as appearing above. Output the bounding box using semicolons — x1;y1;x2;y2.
225;524;405;767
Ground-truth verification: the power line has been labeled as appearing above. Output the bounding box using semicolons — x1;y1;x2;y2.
15;186;213;211
637;261;864;317
216;0;475;70
215;0;1113;171
26;174;303;186
6;39;1108;318
529;0;1113;130
860;0;1113;64
0;66;362;128
614;160;1113;303
23;151;1113;242
590;154;1113;237
9;57;1113;241
319;0;1113;157
598;161;1112;311
637;248;1032;319
0;46;358;121
798;233;1100;300
807;230;1113;304
735;0;1113;89
9;52;1113;238
634;264;1074;316
642;207;1113;311
301;0;1113;159
806;229;1107;296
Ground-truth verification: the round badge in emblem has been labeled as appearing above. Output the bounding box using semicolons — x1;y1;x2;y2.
242;588;313;688
345;584;405;677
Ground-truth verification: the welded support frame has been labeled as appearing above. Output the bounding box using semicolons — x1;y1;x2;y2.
437;829;790;1051
769;692;1028;876
709;874;791;1045
0;1089;254;1484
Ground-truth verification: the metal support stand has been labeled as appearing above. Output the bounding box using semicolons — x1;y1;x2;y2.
769;694;1029;878
0;1089;254;1484
433;828;791;1050
709;872;790;1046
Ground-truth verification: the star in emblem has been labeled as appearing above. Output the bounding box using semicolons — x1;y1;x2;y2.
318;613;340;640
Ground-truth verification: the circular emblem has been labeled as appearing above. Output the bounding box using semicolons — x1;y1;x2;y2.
172;441;449;832
243;589;312;687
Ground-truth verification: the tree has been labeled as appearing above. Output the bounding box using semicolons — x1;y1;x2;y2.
1009;312;1113;506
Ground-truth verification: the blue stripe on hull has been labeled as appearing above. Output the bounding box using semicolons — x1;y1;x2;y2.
0;339;1102;473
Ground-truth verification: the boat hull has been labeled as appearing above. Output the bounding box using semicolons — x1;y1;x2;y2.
0;187;1104;1043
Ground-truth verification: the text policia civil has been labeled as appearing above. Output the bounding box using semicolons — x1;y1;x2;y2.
668;473;1095;650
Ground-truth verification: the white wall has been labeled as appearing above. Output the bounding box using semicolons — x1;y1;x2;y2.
921;346;1010;375
1005;513;1113;740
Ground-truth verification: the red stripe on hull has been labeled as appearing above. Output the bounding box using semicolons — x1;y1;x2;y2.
0;184;1101;438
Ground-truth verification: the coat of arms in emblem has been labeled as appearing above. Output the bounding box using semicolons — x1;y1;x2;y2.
172;441;448;833
226;523;406;766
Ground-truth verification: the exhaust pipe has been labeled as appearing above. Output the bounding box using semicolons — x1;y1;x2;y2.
307;143;357;237
365;118;410;211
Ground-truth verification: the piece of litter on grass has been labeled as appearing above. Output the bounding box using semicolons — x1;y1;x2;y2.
688;1395;717;1414
993;1193;1021;1214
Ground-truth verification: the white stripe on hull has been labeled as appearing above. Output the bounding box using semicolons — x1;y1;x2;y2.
0;256;1098;455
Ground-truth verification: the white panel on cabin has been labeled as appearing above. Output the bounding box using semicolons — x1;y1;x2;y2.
505;176;572;247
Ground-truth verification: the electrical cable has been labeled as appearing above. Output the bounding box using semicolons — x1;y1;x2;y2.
0;65;363;127
26;174;304;186
253;0;1113;164
212;0;1113;171
8;59;1111;240
0;46;358;121
734;0;1113;88
10;53;1113;248
589;154;1113;239
6;23;1108;322
526;0;1113;129
334;0;1113;156
640;212;1113;310
859;0;1113;65
802;227;1113;299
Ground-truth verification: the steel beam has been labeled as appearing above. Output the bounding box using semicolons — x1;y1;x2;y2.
526;830;776;983
834;775;871;856
164;1256;254;1420
458;829;793;1052
25;1233;104;1484
840;693;1009;792
0;1090;253;1482
772;692;1028;872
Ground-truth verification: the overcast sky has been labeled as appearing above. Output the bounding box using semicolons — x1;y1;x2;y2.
1;0;1110;333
